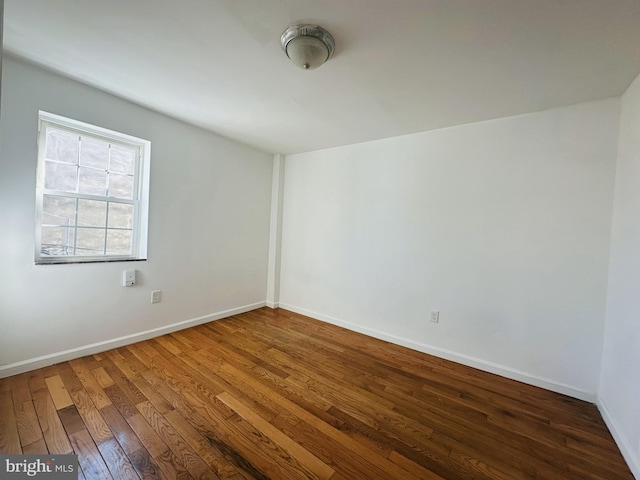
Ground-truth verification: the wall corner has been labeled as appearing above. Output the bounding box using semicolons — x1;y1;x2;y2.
266;153;285;308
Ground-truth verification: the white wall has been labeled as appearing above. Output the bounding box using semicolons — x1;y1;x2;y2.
0;56;273;374
599;71;640;478
280;99;620;399
266;154;285;308
0;1;4;107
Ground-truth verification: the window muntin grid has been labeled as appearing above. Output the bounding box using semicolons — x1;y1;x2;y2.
35;112;150;264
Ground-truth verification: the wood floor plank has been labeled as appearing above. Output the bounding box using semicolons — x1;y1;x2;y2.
92;366;115;389
0;307;633;479
23;437;48;454
137;348;296;479
268;409;404;480
154;449;196;480
128;447;163;480
109;347;173;415
162;392;265;480
70;358;113;410
9;373;33;404
100;404;145;456
32;393;73;454
162;356;391;480
127;413;169;458
388;450;448;480
58;405;87;436
56;362;86;395
235;336;437;450
102;357;148;407
29;371;73;455
104;383;139;419
184;343;431;480
69;428;114;480
69;389;114;445
163;409;248;480
45;375;74;410
14;399;43;447
77;465;87;480
136;400;219;479
217;391;335;480
205;410;302;480
0;388;22;453
97;437;142;480
351;369;573;478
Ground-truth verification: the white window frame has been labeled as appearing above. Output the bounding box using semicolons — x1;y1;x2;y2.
35;111;151;264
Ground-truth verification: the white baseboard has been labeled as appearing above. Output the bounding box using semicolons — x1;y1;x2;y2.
0;301;266;378
266;301;280;308
279;303;596;402
598;397;640;479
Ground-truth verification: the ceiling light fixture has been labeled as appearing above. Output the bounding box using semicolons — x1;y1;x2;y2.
280;24;335;70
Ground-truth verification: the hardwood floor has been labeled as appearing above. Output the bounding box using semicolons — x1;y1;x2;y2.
0;307;633;479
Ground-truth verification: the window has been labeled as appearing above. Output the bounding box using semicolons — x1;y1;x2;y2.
35;111;150;264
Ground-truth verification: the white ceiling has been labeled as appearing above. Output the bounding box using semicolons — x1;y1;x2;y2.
4;0;640;154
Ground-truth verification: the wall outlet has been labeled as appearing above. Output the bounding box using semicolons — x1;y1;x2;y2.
430;310;439;323
151;290;161;304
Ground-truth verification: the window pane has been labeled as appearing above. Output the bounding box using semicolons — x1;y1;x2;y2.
45;161;77;192
106;229;132;255
108;203;133;229
80;137;108;169
77;199;106;227
110;145;135;174
41;226;75;256
42;195;76;227
78;166;107;196
108;173;134;199
37;113;149;263
76;228;105;255
45;128;78;163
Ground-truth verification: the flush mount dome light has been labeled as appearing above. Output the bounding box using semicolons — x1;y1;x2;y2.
281;24;335;70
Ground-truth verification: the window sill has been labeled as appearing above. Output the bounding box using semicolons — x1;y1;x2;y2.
35;257;147;265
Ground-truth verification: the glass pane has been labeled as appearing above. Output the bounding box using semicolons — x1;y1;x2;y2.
110;145;135;174
106;229;132;255
80;137;108;169
76;228;105;255
108;173;134;199
77;199;106;227
108;203;133;229
78;166;107;196
42;195;76;227
41;226;75;256
45;128;78;164
45;161;77;192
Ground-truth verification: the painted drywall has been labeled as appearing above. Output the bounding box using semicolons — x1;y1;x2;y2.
266;154;285;308
1;0;4;108
599;71;640;477
0;55;273;372
280;99;620;399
